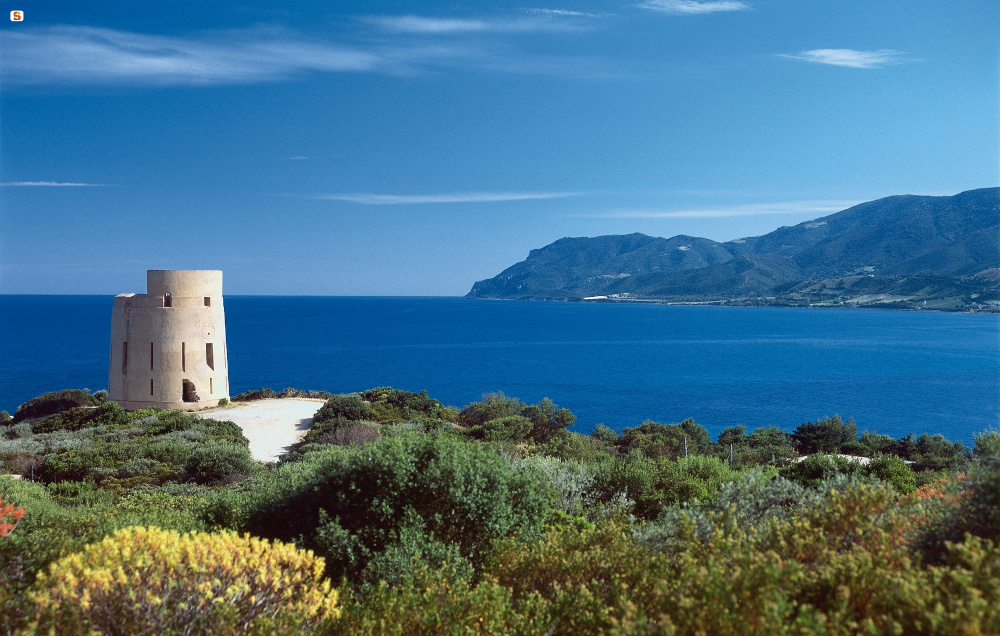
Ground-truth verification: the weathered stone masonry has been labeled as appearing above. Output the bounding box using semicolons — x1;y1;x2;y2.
108;270;230;410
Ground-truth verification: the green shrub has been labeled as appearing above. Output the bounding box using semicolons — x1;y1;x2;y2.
779;453;864;488
143;440;194;465
459;392;527;427
464;415;533;443
522;398;576;443
116;457;160;478
858;430;896;455
589;423;618;445
12;390;97;424
974;429;1000;459
331;560;547;635
716;424;746;445
542;432;601;462
791;414;857;454
202;417;250;445
37;450;94;483
513;456;596;516
313;421;382;447
246;432;554;584
591;452;738;520
864;453;916;494
31;402;129;434
183;443;257;485
616;419;710;459
357;387;456;423
217;397;229;406
0;411;11;424
315;394;374;424
232;387;280;401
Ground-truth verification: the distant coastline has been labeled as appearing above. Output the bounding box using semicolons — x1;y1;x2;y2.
467;188;1000;312
501;295;1000;313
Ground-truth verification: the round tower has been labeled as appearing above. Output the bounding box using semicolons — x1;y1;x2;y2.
108;270;230;410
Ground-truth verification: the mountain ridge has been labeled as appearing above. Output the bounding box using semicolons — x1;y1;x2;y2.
467;188;1000;310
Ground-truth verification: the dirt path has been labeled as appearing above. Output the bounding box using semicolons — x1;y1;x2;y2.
200;398;324;462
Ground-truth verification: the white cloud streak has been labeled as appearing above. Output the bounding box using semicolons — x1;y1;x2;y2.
367;13;596;34
0;20;608;86
523;8;613;18
368;16;494;34
637;0;750;15
311;191;590;205
778;49;907;69
576;200;860;218
0;181;109;186
1;26;384;85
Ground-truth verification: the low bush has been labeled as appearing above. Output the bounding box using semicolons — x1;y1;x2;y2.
246;432;554;584
11;389;97;423
591;453;739;520
330;561;547;635
791;414;858;454
232;387;280;401
315;394;374;424
542;431;602;462
616;419;710;459
183;443;257;485
30;526;340;634
314;421;382;447
458;393;576;443
464;415;533;443
779;453;864;487
357;387;458;423
865;452;917;494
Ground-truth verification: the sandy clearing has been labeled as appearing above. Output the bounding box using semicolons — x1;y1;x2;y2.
199;398;324;462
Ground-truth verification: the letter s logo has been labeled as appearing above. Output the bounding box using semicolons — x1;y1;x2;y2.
10;11;23;21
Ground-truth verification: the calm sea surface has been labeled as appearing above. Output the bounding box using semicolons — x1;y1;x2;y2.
1;296;998;443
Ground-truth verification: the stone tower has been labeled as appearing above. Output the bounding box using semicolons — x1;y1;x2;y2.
108;270;230;410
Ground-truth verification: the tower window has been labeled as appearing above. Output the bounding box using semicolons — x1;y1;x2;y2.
122;342;128;372
206;343;214;370
150;342;154;370
164;292;172;308
210;378;214;394
182;342;186;372
204;296;211;307
150;379;154;395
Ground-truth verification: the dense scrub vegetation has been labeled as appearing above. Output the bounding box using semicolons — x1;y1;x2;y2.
1;386;997;633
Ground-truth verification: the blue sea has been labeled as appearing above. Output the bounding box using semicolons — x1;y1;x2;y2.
1;296;998;443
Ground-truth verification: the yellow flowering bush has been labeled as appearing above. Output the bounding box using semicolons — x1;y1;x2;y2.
30;526;339;635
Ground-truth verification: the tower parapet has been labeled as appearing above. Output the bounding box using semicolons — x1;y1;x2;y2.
108;270;230;410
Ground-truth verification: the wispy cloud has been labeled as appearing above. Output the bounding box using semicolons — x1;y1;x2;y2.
366;13;597;34
1;26;385;85
778;49;908;69
637;0;750;15
310;191;591;205
0;181;109;186
523;8;613;18
575;200;859;219
1;22;610;86
367;16;495;34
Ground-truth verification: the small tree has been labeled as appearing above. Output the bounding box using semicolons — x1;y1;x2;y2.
792;415;857;454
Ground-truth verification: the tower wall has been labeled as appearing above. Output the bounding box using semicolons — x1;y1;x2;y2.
108;270;230;410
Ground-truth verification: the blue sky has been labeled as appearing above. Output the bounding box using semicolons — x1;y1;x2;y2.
1;0;997;295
